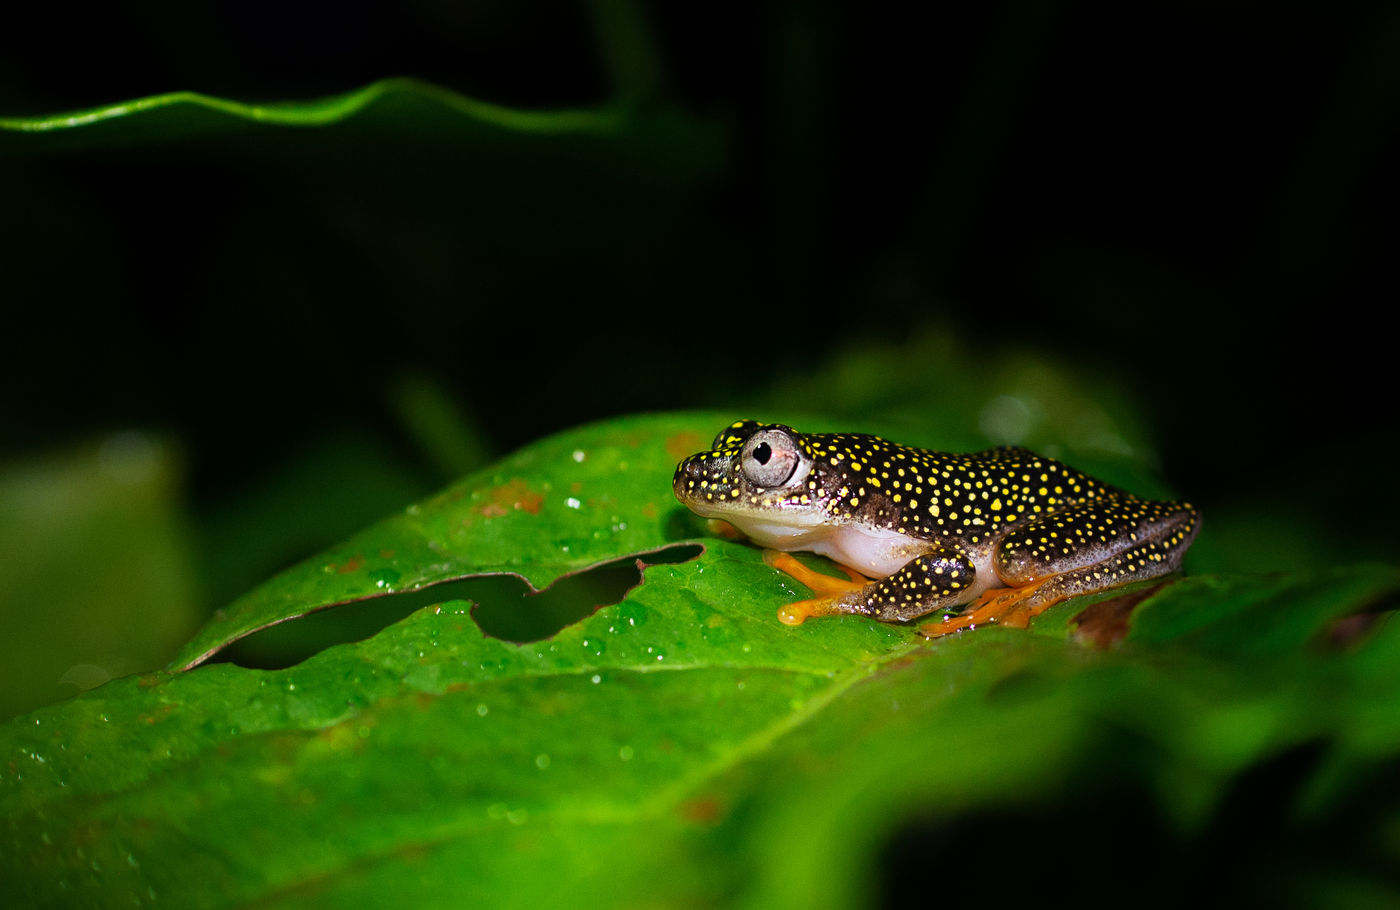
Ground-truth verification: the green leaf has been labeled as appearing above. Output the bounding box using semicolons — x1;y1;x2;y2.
0;78;623;148
4;413;1398;908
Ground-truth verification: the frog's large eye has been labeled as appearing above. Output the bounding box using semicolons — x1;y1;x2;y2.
740;429;809;489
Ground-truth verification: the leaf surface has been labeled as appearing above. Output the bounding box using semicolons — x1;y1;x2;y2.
4;413;1398;908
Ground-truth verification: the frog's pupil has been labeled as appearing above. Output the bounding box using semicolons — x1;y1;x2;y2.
753;442;772;465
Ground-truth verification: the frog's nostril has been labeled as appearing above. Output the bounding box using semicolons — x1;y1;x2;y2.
675;458;711;494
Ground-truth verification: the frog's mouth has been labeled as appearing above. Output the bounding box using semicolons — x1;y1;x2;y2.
677;490;832;543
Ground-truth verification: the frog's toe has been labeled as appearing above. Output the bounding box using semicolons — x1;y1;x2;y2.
918;580;1061;638
776;595;843;625
763;550;871;625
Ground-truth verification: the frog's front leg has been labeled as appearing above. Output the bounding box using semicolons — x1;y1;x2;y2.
920;497;1201;638
768;546;980;625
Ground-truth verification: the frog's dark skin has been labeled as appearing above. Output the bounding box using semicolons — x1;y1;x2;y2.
673;421;1200;634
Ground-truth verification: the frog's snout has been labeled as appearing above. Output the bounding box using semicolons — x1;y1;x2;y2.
672;456;704;501
671;460;688;500
673;452;732;506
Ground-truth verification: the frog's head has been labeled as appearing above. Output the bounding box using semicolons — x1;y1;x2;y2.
673;420;834;543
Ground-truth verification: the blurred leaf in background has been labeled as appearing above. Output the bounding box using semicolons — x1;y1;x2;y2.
0;433;199;720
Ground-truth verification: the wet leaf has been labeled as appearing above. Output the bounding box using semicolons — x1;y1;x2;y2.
3;413;1398;908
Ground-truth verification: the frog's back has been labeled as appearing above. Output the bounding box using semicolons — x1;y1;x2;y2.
803;432;1123;546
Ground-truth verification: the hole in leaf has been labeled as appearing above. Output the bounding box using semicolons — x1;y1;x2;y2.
214;544;702;669
470;545;701;643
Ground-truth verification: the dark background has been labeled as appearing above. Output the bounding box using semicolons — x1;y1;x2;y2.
4;3;1399;903
3;0;1396;669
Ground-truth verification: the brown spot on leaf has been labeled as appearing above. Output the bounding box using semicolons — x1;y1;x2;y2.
666;431;705;461
1319;590;1398;650
1069;583;1166;649
139;706;173;724
1322;612;1383;649
678;794;725;825
336;554;366;574
477;478;544;518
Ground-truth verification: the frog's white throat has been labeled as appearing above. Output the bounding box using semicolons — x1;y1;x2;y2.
721;515;920;579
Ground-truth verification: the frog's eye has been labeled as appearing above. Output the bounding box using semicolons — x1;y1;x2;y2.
740;429;808;489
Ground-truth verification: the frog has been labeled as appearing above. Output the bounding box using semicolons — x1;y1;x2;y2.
672;420;1200;637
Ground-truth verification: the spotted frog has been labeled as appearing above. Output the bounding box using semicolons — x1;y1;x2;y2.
673;420;1200;637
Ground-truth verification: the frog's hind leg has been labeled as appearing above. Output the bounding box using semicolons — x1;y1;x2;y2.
919;582;1051;638
919;499;1200;639
762;550;870;625
769;547;981;626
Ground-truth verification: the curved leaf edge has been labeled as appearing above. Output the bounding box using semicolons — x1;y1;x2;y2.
0;76;625;136
173;541;703;672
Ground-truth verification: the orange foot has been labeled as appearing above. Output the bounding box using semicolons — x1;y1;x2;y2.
761;550;870;625
918;581;1067;639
